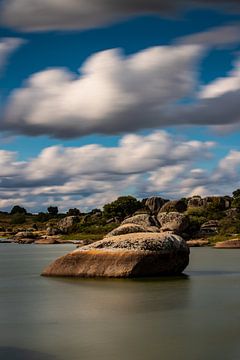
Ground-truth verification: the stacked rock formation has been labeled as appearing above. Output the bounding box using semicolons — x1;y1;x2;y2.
42;210;190;278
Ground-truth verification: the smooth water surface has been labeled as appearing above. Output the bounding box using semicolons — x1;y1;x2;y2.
0;244;240;360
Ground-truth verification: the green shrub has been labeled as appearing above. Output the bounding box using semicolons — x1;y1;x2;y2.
11;213;26;224
103;196;142;220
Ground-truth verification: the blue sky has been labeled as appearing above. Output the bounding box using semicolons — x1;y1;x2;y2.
0;1;240;211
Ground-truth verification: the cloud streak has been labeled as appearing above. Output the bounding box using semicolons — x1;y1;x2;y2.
0;37;25;73
1;0;240;31
2;43;240;138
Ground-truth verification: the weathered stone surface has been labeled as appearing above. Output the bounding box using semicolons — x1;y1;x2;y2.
145;197;168;214
159;200;187;213
105;223;160;237
202;196;231;210
214;239;240;248
157;212;189;234
16;238;36;244
187;196;203;208
35;238;61;245
199;220;219;235
14;231;36;240
46;227;61;236
225;208;239;218
58;216;79;234
187;239;210;247
42;232;189;278
122;214;159;228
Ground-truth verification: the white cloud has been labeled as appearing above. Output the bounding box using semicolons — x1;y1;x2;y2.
1;0;239;31
3;44;240;137
199;58;240;99
177;24;240;48
0;130;216;212
0;37;25;73
3;44;205;138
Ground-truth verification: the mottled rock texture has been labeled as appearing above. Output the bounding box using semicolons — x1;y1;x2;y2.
157;212;189;234
42;232;189;278
214;239;240;248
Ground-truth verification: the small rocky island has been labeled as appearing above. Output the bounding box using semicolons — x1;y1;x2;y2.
42;214;190;277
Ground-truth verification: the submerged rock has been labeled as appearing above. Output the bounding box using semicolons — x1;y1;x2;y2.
35;238;61;245
187;239;210;247
42;232;189;278
214;239;240;249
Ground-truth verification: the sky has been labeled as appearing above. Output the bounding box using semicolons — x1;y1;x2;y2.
0;0;240;212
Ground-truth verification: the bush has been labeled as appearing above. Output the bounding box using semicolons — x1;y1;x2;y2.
11;213;26;225
67;208;81;216
219;216;240;236
35;212;50;223
103;196;142;220
10;205;27;215
47;206;58;216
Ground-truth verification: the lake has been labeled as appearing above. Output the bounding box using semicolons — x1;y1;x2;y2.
0;244;240;360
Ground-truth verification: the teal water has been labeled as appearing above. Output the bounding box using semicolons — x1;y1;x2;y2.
0;244;240;360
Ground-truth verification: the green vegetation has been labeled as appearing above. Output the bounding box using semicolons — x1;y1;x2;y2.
103;196;142;220
1;191;240;245
10;213;26;225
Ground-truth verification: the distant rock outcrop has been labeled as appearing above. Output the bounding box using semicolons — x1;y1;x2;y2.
57;216;80;234
157;212;189;235
187;196;203;208
199;220;219;236
42;232;190;278
144;197;168;214
214;239;240;248
122;213;159;228
159;200;187;213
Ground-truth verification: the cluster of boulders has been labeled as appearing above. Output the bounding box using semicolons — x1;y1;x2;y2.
42;204;191;278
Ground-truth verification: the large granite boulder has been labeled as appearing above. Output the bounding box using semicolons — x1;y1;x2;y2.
157;212;189;234
57;216;79;234
46;227;61;236
105;223;160;237
145;197;168;214
187;196;203;208
202;196;231;210
199;220;219;236
159;200;187;213
122;214;159;228
42;232;189;278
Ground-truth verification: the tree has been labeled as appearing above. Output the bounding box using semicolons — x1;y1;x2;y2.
232;189;240;210
10;205;27;215
233;189;240;198
47;206;58;216
103;196;142;220
35;212;50;223
67;208;81;216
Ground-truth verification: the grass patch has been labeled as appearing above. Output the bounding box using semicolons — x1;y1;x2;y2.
61;233;104;241
206;233;240;244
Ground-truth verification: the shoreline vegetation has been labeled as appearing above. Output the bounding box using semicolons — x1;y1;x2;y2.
1;189;240;248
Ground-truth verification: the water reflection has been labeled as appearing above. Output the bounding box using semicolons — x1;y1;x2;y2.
0;347;56;360
45;273;191;314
